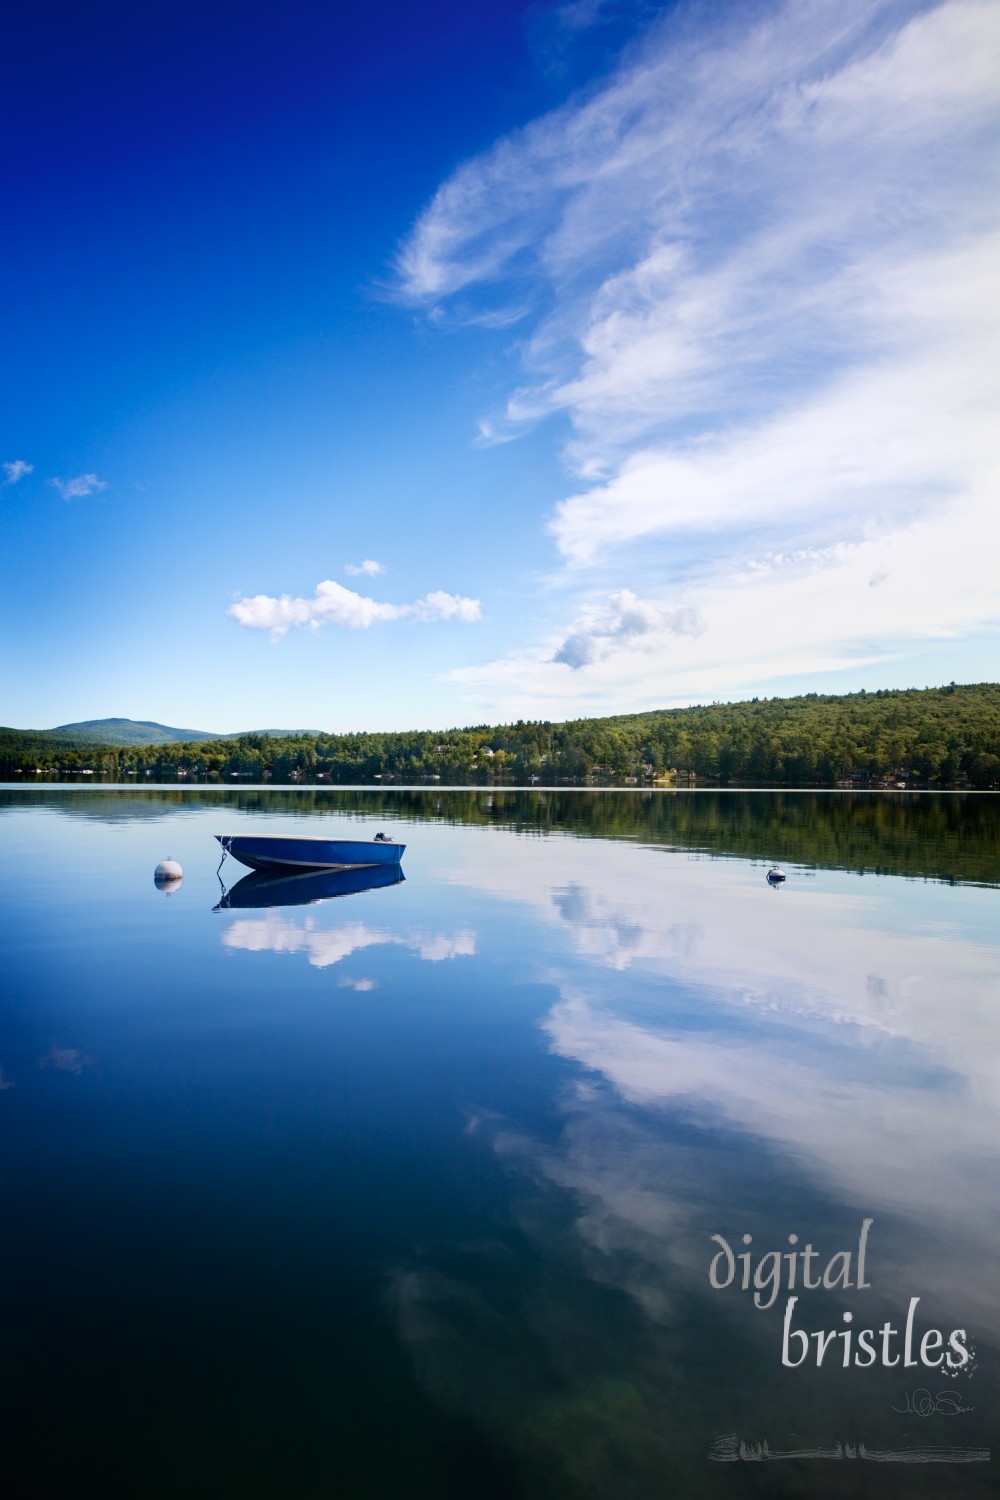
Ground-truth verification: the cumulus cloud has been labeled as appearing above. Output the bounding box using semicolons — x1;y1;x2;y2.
345;559;385;576
2;459;32;484
553;588;705;669
228;578;482;638
397;0;1000;714
50;473;107;501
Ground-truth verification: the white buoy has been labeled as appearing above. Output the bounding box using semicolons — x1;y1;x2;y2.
155;856;183;883
766;866;786;884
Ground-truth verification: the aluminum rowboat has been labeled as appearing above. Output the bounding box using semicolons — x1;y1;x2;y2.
215;833;405;873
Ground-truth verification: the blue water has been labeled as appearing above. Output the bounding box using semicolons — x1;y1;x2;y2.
1;789;997;1497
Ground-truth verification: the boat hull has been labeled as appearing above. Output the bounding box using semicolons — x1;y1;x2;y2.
216;833;405;873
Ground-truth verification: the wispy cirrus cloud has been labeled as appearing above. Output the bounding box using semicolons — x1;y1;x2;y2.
545;234;1000;565
397;0;1000;713
50;473;107;501
2;459;32;485
228;578;481;639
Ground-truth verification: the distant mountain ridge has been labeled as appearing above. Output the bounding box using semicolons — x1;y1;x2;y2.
50;718;222;745
46;718;319;746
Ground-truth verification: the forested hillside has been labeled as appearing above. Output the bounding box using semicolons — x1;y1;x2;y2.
2;683;998;787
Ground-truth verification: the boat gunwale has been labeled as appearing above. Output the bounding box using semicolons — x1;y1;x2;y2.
214;833;403;846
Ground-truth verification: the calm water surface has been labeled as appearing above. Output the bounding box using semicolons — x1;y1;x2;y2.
2;789;998;1498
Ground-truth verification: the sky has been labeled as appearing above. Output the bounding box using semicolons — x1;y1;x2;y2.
2;0;998;733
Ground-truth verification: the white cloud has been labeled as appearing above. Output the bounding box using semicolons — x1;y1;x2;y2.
546;237;1000;564
2;459;32;485
553;588;704;669
345;559;385;576
50;473;107;501
410;590;483;623
451;498;1000;716
228;578;482;639
397;0;1000;713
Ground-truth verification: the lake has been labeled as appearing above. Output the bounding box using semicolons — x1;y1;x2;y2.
1;788;997;1497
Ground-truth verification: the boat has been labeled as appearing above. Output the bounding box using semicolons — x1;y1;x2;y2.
215;831;405;874
214;863;405;911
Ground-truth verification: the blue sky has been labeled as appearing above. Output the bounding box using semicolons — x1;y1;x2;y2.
3;0;998;733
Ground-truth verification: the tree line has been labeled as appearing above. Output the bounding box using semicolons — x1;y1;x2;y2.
2;683;999;787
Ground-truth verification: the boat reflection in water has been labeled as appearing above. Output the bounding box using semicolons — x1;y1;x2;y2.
214;862;405;911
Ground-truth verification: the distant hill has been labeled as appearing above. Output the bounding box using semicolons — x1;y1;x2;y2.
43;718;320;746
50;718;222;746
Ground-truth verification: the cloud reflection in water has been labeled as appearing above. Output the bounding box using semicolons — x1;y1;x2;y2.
222;913;477;970
459;842;1000;1325
384;835;1000;1491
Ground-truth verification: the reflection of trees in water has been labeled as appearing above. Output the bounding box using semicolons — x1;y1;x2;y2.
3;788;997;888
